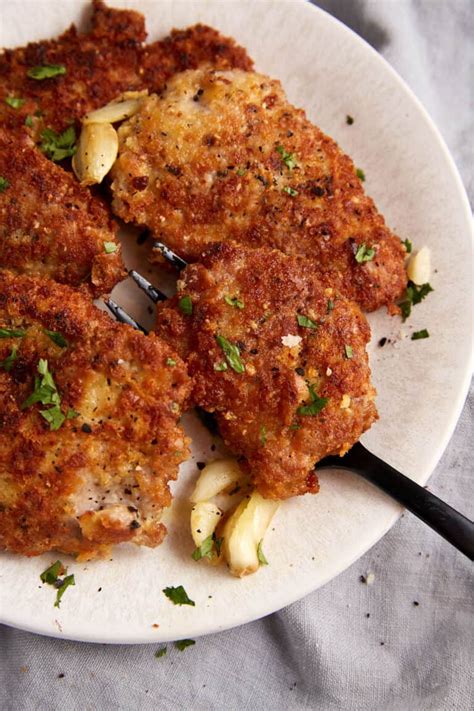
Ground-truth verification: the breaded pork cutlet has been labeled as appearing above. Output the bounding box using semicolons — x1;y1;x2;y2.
0;271;190;559
0;0;252;136
0;128;124;297
155;243;378;500
111;68;407;313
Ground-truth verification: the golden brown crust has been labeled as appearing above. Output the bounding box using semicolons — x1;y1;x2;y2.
0;270;191;559
0;0;147;135
0;128;125;297
0;2;253;135
111;69;407;313
156;243;378;499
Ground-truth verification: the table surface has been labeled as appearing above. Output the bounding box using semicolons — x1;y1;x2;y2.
0;1;472;709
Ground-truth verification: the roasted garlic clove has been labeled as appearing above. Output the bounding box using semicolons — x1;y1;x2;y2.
72;123;118;186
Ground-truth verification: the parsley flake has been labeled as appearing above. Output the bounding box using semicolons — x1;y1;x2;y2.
257;540;268;565
40;560;64;584
43;329;68;348
297;313;317;329
399;281;433;321
327;299;334;314
216;334;244;373
403;238;413;253
166;357;176;367
66;408;79;419
0;346;18;372
54;574;75;608
175;639;195;651
0;177;10;193
191;534;214;561
355;243;375;263
0;327;25;338
276;145;298;170
214;361;228;372
297;383;328;416
21;359;66;430
344;344;353;359
236;167;247;176
5;96;25;109
103;241;117;254
162;585;195;606
27;64;66;80
283;186;298;197
356;168;366;181
24;115;34;128
155;647;167;659
224;295;244;309
411;329;430;340
178;295;193;316
40;126;76;162
260;424;267;446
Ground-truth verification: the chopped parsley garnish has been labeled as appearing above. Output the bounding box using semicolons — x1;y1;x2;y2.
260;424;267;446
297;313;317;329
54;574;75;608
344;344;353;359
66;408;79;419
178;295;193;316
354;243;375;263
0;327;25;338
0;346;18;372
166;357;176;367
289;422;301;430
191;534;214;561
103;241;117;254
214;361;228;372
216;335;244;374
224;295;244;309
276;145;298;170
162;585;195;606
5;96;25;109
40;560;75;608
236;167;247;176
257;540;268;565
356;168;366;181
43;329;68;348
213;534;223;556
40;126;76;162
24;115;34;128
0;177;10;193
399;281;433;321
327;299;334;314
40;560;63;584
175;639;195;651
27;64;66;80
346;115;354;125
297;383;328;416
402;238;413;253
411;329;430;340
21;358;66;431
155;647;167;659
283;186;298;197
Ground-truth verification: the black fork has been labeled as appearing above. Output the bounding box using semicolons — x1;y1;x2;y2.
105;241;474;561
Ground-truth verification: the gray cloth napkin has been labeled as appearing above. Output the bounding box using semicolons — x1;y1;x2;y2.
1;1;472;709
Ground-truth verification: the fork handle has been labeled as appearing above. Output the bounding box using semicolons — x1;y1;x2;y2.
321;443;474;560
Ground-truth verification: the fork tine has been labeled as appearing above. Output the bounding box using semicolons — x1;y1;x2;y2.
129;269;167;303
104;298;148;334
153;241;187;270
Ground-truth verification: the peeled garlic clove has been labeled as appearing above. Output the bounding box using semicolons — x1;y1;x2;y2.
223;491;280;577
190;459;243;503
407;246;431;285
72;123;118;186
190;501;223;547
83;99;143;125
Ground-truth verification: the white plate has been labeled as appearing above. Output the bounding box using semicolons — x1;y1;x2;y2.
0;0;472;644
